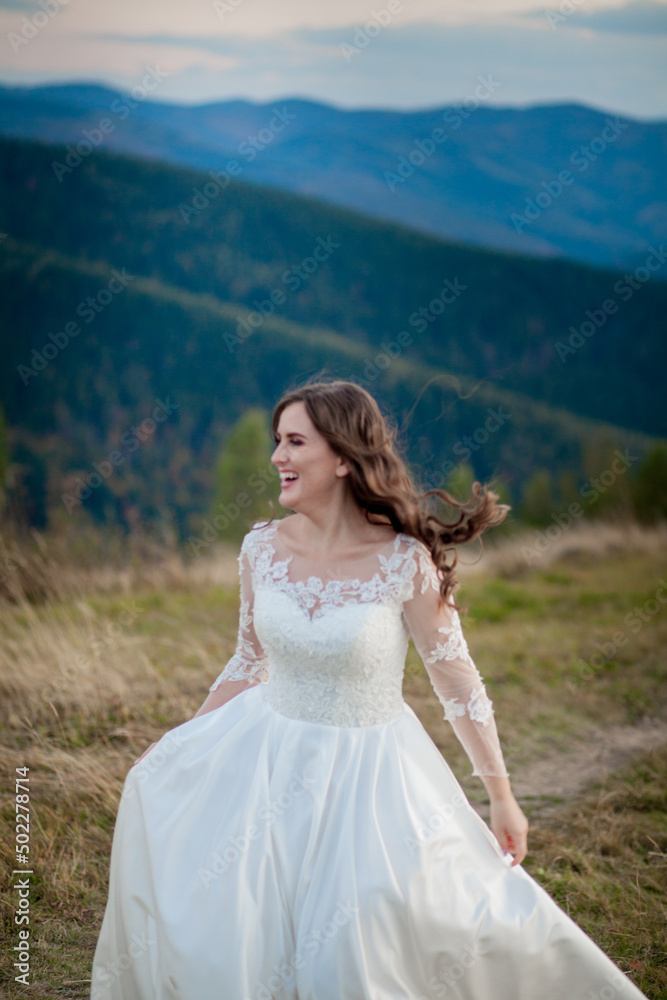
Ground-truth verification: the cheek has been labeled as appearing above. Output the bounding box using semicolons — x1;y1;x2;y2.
314;464;342;486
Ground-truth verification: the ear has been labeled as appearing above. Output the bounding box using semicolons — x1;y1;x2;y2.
335;456;350;478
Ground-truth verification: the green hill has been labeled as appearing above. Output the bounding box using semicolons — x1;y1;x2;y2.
0;136;664;536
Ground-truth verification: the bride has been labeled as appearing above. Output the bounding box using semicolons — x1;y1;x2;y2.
91;379;646;999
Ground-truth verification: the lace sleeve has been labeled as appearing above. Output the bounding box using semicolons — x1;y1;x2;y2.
403;541;509;778
209;531;270;691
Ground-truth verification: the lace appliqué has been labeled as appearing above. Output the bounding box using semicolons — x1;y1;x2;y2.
259;592;408;727
209;531;273;689
210;654;268;689
210;595;270;688
209;524;503;771
224;522;427;725
417;545;442;595
425;615;472;664
249;521;419;621
425;614;495;728
438;686;495;726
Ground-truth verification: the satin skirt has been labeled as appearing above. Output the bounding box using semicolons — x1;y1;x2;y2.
91;684;646;1000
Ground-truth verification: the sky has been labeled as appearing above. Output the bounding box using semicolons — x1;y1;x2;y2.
1;0;666;119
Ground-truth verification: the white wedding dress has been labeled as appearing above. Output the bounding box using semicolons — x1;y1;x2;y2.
91;519;647;1000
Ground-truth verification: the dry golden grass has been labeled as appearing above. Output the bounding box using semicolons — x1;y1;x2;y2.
459;517;667;581
1;518;665;997
522;745;667;996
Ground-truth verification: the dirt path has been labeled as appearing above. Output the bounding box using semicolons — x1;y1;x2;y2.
496;716;667;819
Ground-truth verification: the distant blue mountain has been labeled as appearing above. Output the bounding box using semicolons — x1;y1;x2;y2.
0;82;664;270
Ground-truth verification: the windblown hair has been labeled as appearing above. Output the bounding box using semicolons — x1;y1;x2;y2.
270;379;510;610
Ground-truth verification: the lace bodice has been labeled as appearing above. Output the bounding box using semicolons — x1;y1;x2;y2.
209;520;509;777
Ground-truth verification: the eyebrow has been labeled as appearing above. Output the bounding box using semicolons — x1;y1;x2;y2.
275;430;307;439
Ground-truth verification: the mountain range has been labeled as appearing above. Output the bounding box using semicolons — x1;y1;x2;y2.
1;83;665;270
1;131;665;537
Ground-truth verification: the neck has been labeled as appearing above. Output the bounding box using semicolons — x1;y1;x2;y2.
291;489;371;553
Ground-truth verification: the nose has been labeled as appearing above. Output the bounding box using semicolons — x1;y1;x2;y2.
271;442;284;466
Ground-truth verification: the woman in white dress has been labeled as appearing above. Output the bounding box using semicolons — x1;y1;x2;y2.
91;379;647;1000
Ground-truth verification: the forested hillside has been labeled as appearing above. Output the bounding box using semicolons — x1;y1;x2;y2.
1;86;664;269
0;136;664;537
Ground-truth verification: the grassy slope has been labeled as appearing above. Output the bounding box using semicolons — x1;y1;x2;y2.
0;527;665;997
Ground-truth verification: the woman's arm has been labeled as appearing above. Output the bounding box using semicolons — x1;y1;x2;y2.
403;540;529;865
134;529;270;762
481;775;529;866
192;677;255;718
196;532;270;704
134;678;252;765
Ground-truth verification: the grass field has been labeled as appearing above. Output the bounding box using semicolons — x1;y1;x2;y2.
1;520;665;998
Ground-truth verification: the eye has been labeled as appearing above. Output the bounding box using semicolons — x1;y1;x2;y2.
289;437;303;445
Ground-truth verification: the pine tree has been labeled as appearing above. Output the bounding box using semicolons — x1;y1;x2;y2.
520;468;556;525
208;409;279;544
444;462;476;503
631;443;667;523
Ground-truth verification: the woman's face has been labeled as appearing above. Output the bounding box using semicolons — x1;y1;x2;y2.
271;401;349;511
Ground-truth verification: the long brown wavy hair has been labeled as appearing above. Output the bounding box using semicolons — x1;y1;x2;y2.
269;378;510;610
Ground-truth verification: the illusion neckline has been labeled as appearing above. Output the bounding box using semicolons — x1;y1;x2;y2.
265;517;407;567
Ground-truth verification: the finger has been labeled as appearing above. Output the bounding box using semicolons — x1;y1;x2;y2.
509;839;527;866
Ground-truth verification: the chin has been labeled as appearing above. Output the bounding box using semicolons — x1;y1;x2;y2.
279;491;299;511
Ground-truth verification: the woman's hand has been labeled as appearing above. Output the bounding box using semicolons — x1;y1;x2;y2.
133;741;158;766
489;794;529;867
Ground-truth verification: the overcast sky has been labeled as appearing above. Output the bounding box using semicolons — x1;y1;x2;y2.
1;0;666;119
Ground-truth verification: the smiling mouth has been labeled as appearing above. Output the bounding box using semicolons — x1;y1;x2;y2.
279;473;299;489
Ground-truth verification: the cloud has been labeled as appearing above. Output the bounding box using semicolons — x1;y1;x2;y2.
93;33;243;57
2;8;665;120
69;19;664;120
290;26;369;45
522;0;667;35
